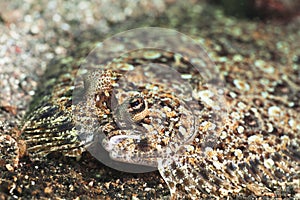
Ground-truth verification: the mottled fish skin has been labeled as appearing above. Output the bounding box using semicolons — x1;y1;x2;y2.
21;40;106;158
21;8;300;200
21;59;84;158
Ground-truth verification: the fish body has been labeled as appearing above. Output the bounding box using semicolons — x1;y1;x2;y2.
21;17;300;200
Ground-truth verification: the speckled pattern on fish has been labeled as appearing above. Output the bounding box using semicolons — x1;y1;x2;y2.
1;2;300;199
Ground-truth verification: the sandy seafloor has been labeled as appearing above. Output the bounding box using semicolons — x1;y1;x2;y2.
0;0;299;199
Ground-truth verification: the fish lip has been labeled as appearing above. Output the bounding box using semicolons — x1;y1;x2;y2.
102;134;141;151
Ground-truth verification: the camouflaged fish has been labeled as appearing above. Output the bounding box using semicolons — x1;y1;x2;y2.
21;24;300;199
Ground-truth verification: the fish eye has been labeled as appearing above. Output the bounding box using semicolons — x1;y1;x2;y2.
127;96;147;116
129;98;141;108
